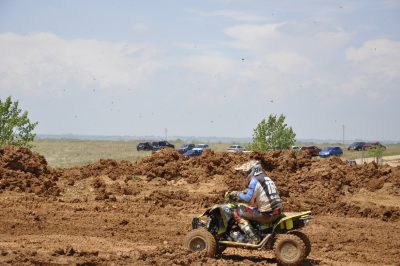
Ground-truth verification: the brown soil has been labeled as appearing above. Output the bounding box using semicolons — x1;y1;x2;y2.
0;146;61;196
1;146;399;265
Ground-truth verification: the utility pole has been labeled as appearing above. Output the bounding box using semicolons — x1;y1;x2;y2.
342;124;345;145
165;128;168;140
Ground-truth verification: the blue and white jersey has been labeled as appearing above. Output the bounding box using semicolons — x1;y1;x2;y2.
238;173;282;212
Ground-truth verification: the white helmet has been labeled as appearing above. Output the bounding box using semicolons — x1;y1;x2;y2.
234;160;263;177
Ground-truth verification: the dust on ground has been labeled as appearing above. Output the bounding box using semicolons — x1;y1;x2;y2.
0;146;399;265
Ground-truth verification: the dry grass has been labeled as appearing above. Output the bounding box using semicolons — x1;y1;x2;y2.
32;140;148;168
32;139;400;168
321;144;400;160
32;139;230;168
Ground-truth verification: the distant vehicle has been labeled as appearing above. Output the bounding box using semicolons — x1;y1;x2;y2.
184;149;203;157
194;144;210;150
319;146;343;157
151;141;175;151
227;145;246;153
177;144;195;154
291;146;301;151
362;142;386;150
137;142;153;151
300;146;321;156
347;142;366;151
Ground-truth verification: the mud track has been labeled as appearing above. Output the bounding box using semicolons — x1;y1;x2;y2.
0;146;399;265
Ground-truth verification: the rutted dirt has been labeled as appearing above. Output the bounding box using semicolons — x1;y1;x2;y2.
0;145;399;265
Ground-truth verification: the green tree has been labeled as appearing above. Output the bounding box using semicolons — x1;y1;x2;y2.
0;96;38;148
250;114;296;151
368;146;385;164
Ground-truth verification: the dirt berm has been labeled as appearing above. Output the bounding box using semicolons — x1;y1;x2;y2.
0;146;61;196
0;146;399;265
55;148;400;220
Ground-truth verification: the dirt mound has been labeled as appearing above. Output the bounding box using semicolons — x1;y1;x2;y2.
132;149;249;183
0;146;60;196
1;146;399;220
130;149;400;220
273;156;400;220
0;145;50;175
62;158;136;180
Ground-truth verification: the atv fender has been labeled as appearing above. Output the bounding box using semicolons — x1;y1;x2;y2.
195;204;234;235
273;211;311;232
197;204;220;218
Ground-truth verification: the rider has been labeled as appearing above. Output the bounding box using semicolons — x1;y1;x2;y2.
227;160;283;244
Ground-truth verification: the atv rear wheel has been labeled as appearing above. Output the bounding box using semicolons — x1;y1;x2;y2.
274;234;306;266
183;229;217;258
288;230;311;257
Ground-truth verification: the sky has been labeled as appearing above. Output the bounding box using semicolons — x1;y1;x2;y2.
0;0;399;141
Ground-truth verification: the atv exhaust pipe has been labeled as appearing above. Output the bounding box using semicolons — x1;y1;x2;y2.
218;234;273;250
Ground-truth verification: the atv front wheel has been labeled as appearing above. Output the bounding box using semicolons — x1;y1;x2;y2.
274;234;306;266
183;229;217;258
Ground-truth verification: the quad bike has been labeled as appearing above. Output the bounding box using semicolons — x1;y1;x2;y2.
183;198;312;266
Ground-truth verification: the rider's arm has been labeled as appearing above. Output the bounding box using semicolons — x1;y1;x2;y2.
238;177;257;202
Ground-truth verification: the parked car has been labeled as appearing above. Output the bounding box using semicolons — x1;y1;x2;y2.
184;149;203;157
177;144;195;154
300;146;321;156
319;146;343;157
151;141;175;151
347;142;366;151
291;146;301;151
362;142;386;150
194;144;210;150
137;142;153;151
227;145;246;153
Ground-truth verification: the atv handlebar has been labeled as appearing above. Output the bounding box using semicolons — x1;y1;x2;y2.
224;192;240;206
224;191;233;201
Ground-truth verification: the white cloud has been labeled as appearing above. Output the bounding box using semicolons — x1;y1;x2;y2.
131;23;149;34
207;9;267;22
239;52;313;98
260;52;311;73
338;39;400;99
180;54;236;75
221;22;323;97
177;54;241;102
224;22;351;56
220;20;398;106
177;51;312;100
172;42;217;51
221;21;396;101
0;32;160;95
224;23;283;51
185;8;267;22
346;39;400;63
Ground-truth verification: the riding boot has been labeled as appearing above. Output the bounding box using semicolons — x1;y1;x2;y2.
237;219;260;244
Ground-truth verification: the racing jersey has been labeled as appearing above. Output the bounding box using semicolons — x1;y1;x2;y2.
238;173;283;212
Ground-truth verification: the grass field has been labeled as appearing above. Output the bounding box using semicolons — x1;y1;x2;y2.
32;139;400;168
32;140;229;168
